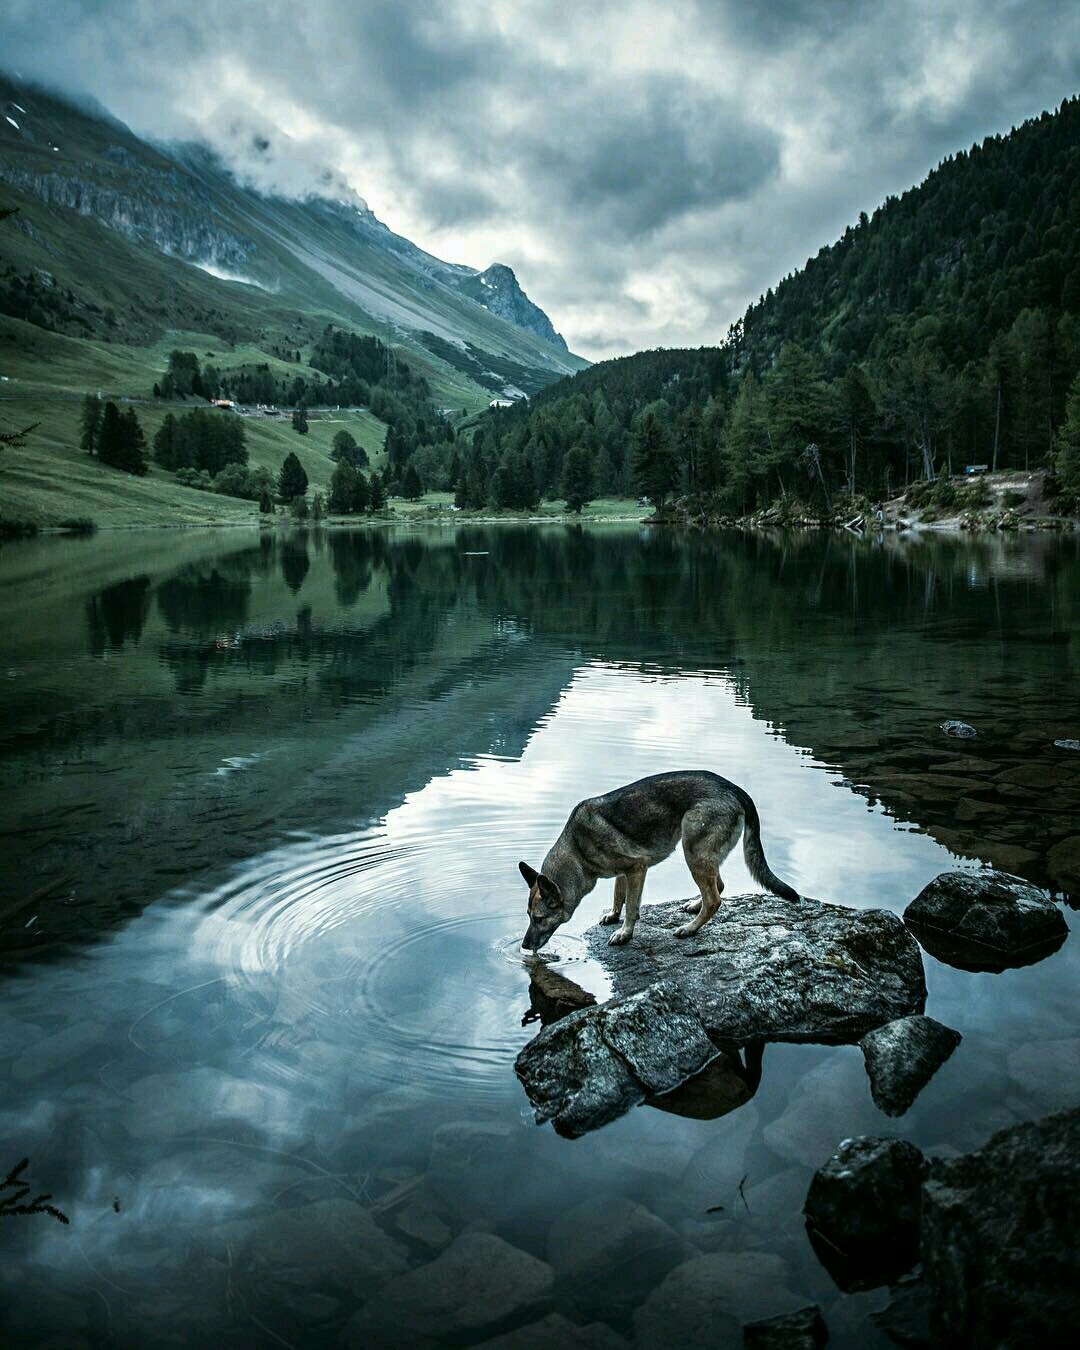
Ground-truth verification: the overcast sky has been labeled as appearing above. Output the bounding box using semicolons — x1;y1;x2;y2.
2;1;1078;359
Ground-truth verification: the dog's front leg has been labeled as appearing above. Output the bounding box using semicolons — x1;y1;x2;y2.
608;869;644;946
599;874;627;926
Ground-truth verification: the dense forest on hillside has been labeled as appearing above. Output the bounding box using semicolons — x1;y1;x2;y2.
451;96;1080;514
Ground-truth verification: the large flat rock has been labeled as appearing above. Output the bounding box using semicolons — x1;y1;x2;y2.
585;894;926;1045
516;894;925;1136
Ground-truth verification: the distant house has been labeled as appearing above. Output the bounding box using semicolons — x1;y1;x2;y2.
964;464;989;475
211;398;237;411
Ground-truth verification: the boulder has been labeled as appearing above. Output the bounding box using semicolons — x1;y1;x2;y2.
516;894;926;1137
515;980;720;1138
586;896;925;1045
474;1313;626;1348
212;1197;408;1298
803;1137;928;1291
742;1305;829;1349
348;1232;554;1345
632;1252;805;1346
939;719;977;738
871;1273;930;1348
859;1014;962;1116
904;870;1067;971
921;1108;1080;1345
427;1118;525;1220
547;1195;695;1320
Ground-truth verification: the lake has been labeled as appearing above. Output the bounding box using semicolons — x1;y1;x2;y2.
0;523;1077;1348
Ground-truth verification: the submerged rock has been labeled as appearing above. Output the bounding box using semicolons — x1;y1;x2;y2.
516;894;926;1136
860;1014;962;1116
1046;835;1080;892
871;1273;930;1348
939;719;977;738
742;1305;829;1349
921;1108;1080;1346
347;1231;554;1345
633;1252;805;1346
212;1197;408;1299
904;870;1068;971
547;1196;694;1320
475;1313;626;1348
803;1137;928;1291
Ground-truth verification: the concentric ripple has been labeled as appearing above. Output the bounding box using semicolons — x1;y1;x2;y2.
181;774;610;1102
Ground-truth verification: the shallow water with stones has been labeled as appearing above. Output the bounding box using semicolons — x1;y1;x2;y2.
0;523;1077;1347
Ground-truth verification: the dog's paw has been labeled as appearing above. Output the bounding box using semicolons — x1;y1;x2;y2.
682;898;702;915
607;927;633;946
598;912;620;925
674;923;696;939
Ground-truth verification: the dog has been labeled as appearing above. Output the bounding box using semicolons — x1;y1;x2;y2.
519;770;798;951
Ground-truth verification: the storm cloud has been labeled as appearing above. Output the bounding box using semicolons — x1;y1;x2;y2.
2;0;1077;358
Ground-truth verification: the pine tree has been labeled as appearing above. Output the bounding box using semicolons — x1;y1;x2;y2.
329;460;358;514
560;445;595;513
278;451;309;502
1054;371;1080;502
402;462;423;500
631;412;678;509
352;470;371;513
310;491;325;521
96;402;124;469
152;413;180;469
368;473;386;512
292;406;309;435
259;488;274;514
118;408;148;475
80;394;102;456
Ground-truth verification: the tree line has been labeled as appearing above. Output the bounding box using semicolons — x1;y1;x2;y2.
464;96;1080;513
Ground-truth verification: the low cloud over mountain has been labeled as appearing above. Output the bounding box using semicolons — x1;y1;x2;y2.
3;0;1078;358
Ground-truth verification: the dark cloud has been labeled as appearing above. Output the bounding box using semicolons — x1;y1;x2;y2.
1;0;1077;359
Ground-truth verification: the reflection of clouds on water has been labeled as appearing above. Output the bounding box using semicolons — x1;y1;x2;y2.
0;657;1075;1341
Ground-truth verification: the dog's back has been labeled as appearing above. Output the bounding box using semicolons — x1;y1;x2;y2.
570;770;798;901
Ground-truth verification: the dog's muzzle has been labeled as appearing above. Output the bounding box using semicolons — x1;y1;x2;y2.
522;926;549;952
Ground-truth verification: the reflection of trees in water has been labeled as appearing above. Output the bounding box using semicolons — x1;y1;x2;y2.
280;538;310;594
156;559;254;636
328;530;384;607
86;576;151;654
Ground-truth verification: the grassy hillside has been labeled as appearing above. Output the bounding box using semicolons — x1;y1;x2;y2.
0;315;390;527
0;73;590;529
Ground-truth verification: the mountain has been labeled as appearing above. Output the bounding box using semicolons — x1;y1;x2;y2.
462;95;1080;513
0;74;584;398
729;96;1080;377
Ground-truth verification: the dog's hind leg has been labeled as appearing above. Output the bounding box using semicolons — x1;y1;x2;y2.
676;865;722;938
677;806;740;938
607;868;645;946
599;874;627;926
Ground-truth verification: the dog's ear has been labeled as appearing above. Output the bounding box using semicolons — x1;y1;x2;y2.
537;873;562;906
519;861;539;887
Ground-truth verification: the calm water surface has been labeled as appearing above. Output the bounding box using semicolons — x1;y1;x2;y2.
0;525;1077;1347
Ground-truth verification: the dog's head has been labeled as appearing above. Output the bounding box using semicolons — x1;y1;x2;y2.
519;861;568;952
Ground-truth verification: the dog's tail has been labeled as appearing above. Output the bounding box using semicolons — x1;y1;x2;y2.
737;789;799;900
